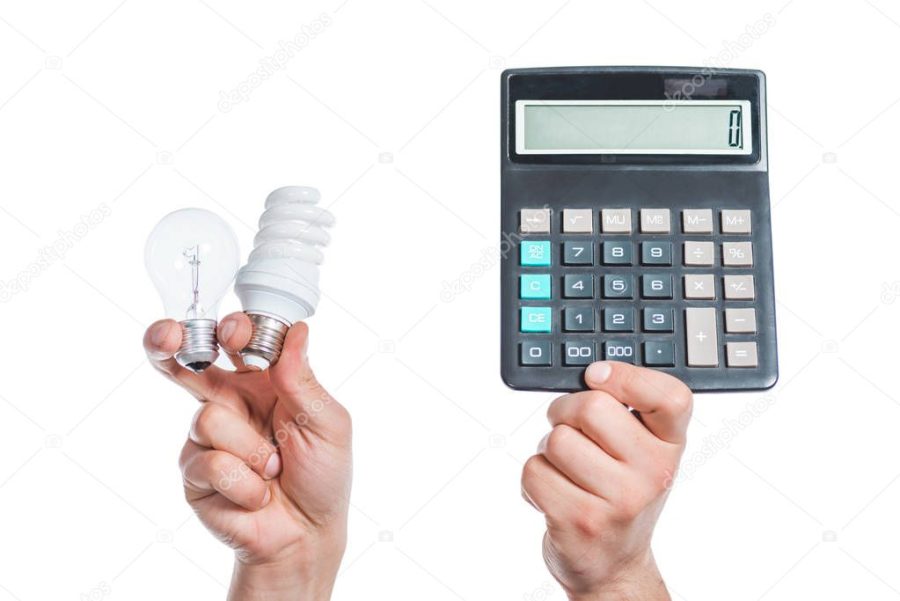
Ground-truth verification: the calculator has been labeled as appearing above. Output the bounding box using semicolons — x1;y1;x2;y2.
500;66;777;392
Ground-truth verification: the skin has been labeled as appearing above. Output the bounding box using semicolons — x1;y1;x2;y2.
143;313;351;601
521;361;693;601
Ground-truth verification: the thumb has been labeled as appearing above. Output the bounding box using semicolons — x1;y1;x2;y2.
583;361;692;445
269;322;350;441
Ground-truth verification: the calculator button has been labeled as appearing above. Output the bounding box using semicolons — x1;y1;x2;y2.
520;307;552;333
723;275;755;300
520;274;551;300
604;341;636;363
722;242;753;267
562;209;593;233
601;208;632;233
644;341;675;367
603;275;633;299
520;241;551;266
603;308;635;332
684;241;715;266
685;308;719;367
725;308;757;333
520;209;550;233
563;274;593;298
563;241;594;265
643;307;674;332
602;241;633;265
564;306;595;332
682;209;713;234
641;241;672;265
640;209;671;233
520;341;551;366
564;342;595;366
684;274;715;300
721;210;752;234
726;342;758;367
642;274;673;299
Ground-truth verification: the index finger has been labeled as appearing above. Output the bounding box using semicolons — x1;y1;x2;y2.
143;319;228;401
583;361;692;444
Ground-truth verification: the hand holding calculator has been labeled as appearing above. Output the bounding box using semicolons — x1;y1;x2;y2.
500;67;777;392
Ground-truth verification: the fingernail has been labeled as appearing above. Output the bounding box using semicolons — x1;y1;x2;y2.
219;320;236;343
262;487;271;506
151;322;170;347
586;361;612;384
264;452;282;479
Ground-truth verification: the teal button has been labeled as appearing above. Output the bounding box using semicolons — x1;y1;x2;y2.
520;307;552;333
520;274;551;300
520;241;551;267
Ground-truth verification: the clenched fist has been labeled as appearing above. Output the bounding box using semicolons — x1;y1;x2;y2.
522;361;692;601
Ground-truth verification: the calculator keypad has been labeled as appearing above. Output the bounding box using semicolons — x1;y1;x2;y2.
515;207;761;373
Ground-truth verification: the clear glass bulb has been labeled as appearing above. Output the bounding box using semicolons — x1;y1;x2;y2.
145;208;240;372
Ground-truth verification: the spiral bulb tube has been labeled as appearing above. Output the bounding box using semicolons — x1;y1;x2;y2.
235;186;334;370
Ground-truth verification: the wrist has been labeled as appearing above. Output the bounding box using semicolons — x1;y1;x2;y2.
569;552;669;601
228;538;345;601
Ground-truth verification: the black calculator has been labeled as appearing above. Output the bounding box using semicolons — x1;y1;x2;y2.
500;66;777;392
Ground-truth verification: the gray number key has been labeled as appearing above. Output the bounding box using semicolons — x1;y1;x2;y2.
563;274;593;298
643;307;674;332
563;241;593;265
603;275;633;299
564;306;595;332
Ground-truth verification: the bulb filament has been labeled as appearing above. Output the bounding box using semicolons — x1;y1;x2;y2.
184;245;203;318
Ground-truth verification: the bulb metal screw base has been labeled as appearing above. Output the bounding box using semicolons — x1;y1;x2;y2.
176;319;219;373
241;313;290;371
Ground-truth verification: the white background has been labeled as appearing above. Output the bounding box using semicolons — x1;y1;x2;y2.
1;1;899;599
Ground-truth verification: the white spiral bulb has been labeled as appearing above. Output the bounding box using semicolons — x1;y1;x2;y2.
235;186;335;370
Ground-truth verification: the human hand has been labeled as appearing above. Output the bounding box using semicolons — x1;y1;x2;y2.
143;314;351;601
521;361;692;601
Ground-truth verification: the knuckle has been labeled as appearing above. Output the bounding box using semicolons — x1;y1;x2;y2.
544;425;573;461
571;502;605;538
575;394;602;422
205;452;232;479
644;461;674;495
177;440;193;471
521;455;544;491
576;392;615;421
611;480;654;522
191;404;223;440
614;496;643;522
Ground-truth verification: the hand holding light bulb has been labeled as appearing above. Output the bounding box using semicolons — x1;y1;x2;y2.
143;316;351;600
143;194;348;600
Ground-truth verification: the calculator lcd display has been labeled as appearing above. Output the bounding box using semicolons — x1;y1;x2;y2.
516;100;752;155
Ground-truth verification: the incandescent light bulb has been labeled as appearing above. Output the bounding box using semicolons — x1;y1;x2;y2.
145;208;240;372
